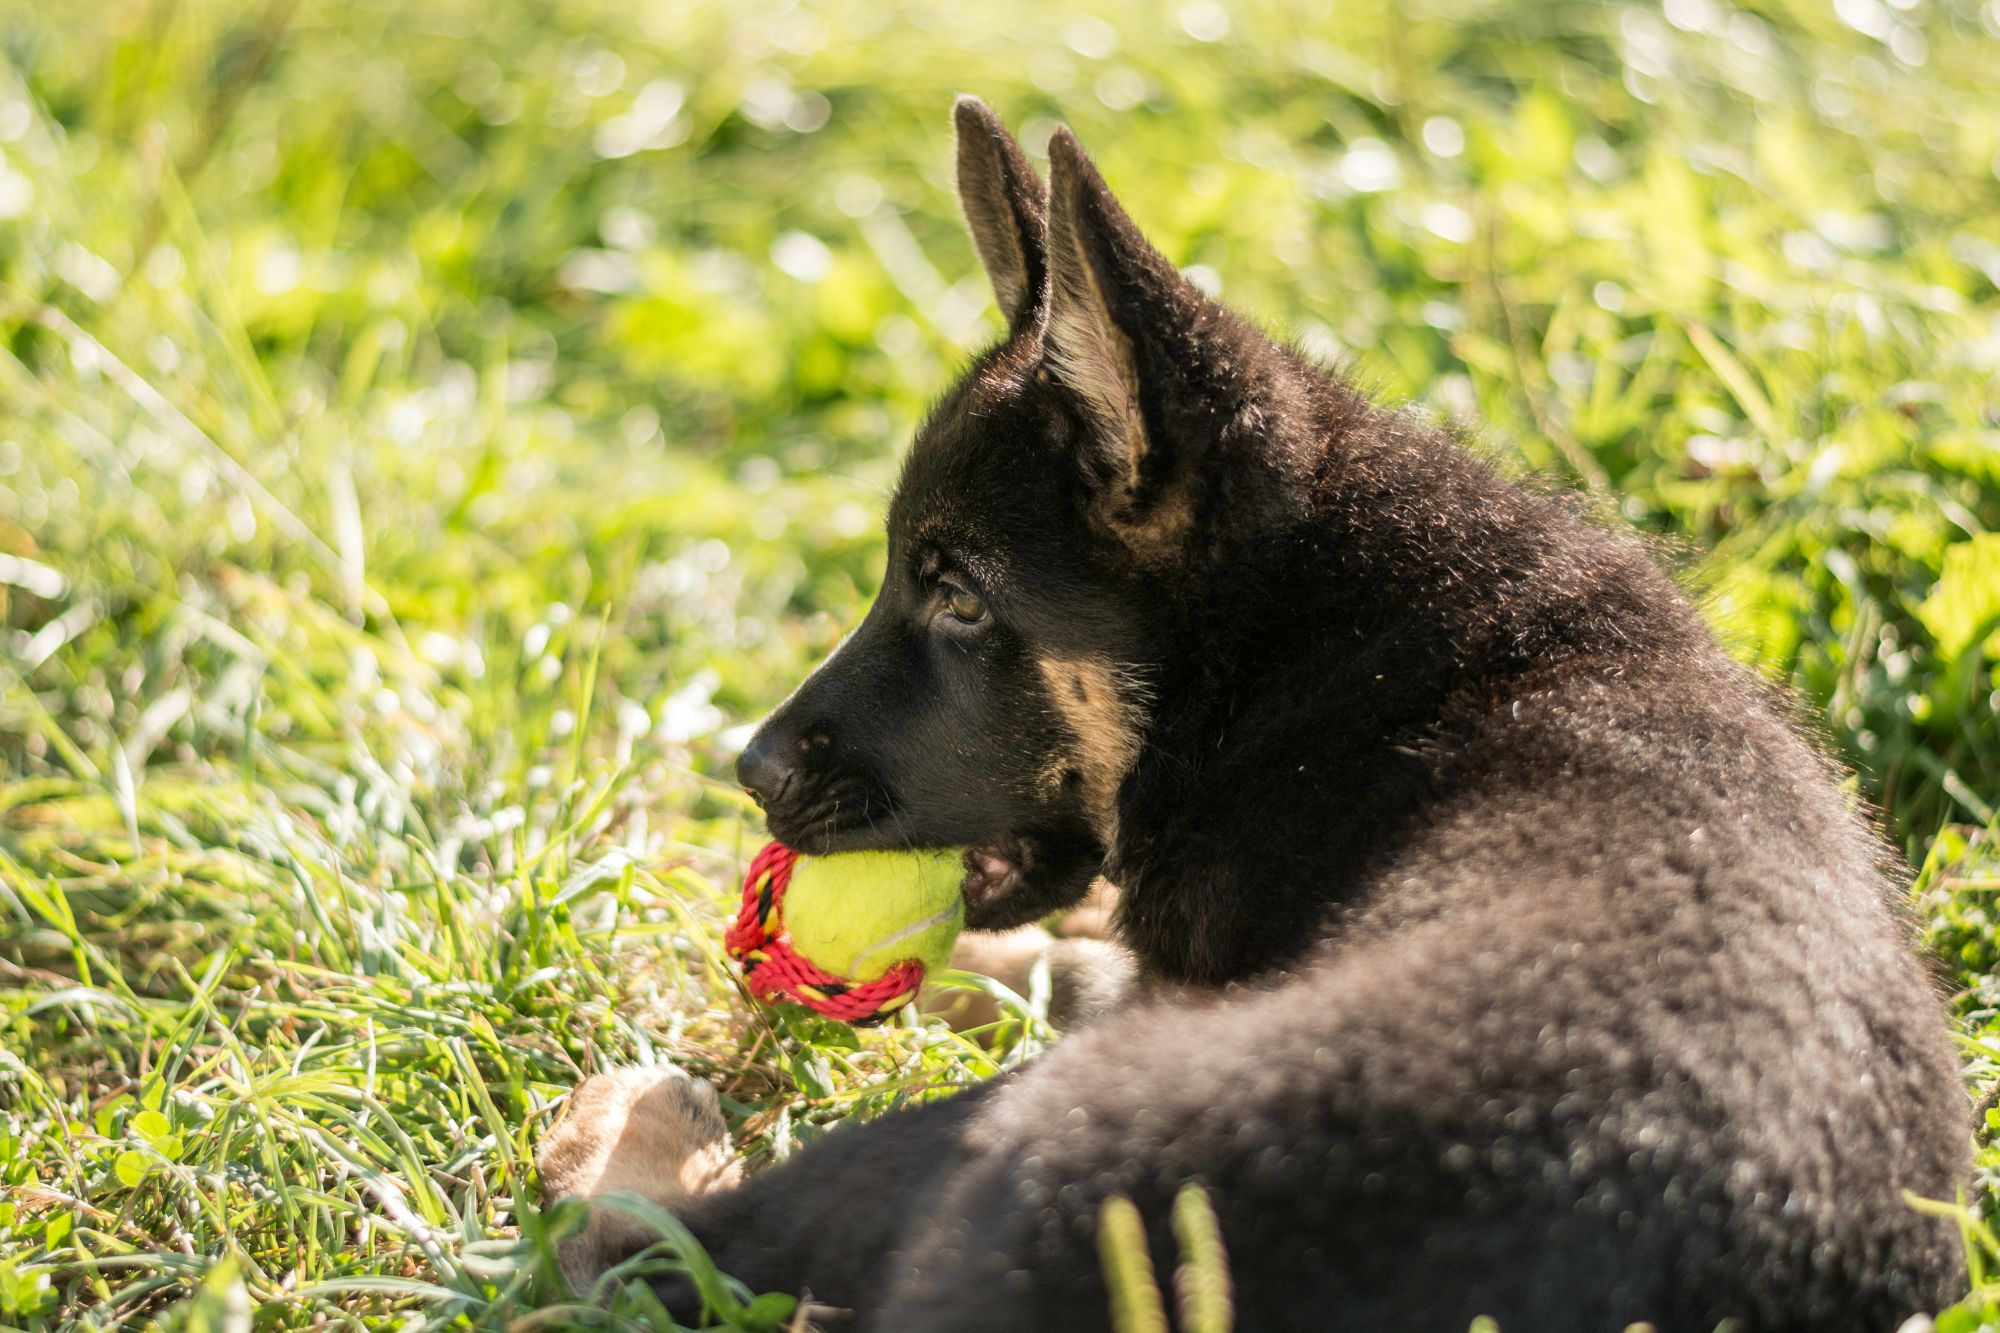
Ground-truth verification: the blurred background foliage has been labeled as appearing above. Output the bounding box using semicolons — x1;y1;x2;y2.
0;0;1997;1325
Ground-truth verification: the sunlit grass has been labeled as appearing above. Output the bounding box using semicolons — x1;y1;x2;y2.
1;0;1996;1325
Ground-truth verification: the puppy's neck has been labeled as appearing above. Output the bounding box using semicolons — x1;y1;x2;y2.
1103;392;1707;986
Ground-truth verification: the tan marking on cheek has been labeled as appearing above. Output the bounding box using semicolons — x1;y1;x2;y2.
1036;655;1145;846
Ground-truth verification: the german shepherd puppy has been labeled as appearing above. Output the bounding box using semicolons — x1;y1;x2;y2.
536;98;1968;1331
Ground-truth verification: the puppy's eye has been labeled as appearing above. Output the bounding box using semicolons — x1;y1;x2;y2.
945;585;987;625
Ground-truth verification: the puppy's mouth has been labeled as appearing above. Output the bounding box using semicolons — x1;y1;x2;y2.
961;841;1025;914
952;825;1102;932
765;810;1097;932
754;773;1102;930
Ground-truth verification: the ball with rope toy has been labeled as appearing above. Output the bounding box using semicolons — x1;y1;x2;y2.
726;841;966;1025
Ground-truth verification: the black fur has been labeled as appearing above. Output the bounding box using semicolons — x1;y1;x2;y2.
711;101;1968;1331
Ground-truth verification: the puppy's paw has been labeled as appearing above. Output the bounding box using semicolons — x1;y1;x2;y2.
537;1064;741;1290
930;928;1137;1033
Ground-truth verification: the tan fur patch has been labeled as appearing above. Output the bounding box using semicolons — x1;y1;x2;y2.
1099;480;1194;568
536;1067;741;1290
1037;655;1147;846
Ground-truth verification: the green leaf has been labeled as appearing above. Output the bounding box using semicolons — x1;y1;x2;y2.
156;1257;251;1333
1933;1301;1983;1333
0;1258;55;1317
741;1291;801;1329
113;1151;150;1188
94;1093;132;1139
132;1109;172;1144
1918;533;2000;664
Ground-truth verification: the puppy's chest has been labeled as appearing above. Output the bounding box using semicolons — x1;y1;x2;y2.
1109;845;1357;987
1105;764;1429;985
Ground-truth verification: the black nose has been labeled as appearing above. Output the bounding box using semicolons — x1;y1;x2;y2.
736;727;799;807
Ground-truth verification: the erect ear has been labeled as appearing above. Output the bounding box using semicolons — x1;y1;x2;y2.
1042;126;1205;546
953;96;1047;330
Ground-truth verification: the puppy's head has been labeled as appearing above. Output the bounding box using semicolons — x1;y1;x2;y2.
739;98;1304;928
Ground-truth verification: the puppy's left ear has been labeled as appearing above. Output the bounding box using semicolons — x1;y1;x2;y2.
1042;127;1215;552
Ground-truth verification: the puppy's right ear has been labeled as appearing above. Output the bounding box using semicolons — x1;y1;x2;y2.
953;95;1047;330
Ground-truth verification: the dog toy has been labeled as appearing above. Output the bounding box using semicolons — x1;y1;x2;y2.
725;841;965;1024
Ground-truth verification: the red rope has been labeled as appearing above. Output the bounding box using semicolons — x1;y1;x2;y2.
725;840;928;1025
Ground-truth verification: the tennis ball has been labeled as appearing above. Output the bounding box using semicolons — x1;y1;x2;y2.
781;847;966;981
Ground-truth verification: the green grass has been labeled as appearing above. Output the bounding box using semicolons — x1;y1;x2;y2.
0;0;1997;1326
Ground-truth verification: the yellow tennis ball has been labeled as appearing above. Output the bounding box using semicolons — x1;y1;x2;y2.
781;848;966;981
